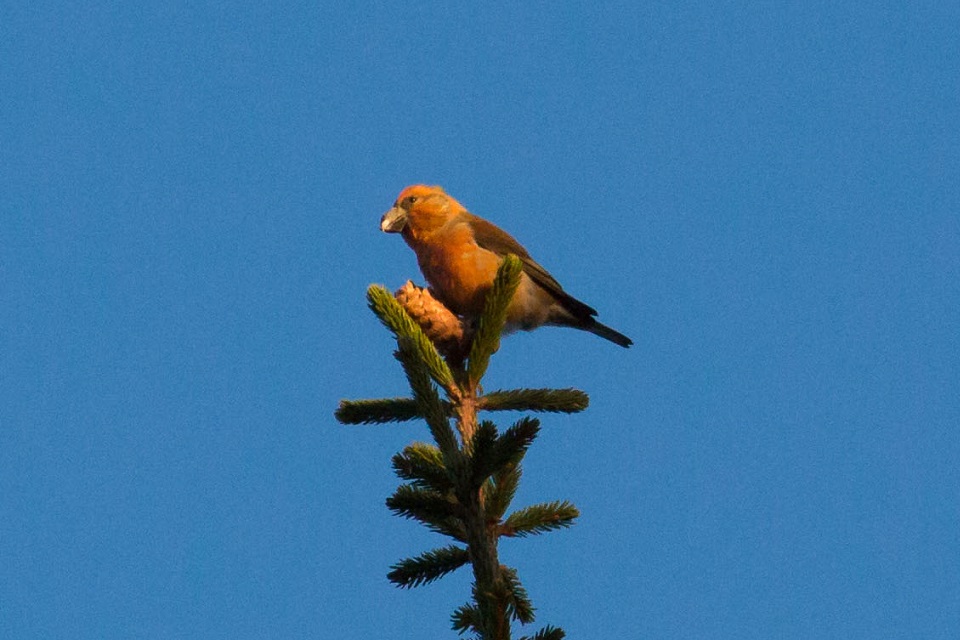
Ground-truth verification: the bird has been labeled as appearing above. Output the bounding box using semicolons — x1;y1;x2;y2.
380;184;632;348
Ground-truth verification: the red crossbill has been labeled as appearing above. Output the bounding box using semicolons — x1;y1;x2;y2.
380;185;632;348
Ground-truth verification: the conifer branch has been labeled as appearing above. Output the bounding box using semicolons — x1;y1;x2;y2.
452;602;483;635
467;255;523;387
490;416;540;468
479;388;589;414
501;501;579;538
386;484;466;541
391;442;451;492
393;346;460;471
520;626;566;640
499;566;535;624
368;285;456;392
470;417;537;493
387;545;470;588
335;397;421;424
468;420;500;488
485;462;522;521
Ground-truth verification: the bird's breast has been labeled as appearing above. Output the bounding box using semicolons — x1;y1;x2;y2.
408;228;501;316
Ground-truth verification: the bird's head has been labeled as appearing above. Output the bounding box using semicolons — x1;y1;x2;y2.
380;184;460;240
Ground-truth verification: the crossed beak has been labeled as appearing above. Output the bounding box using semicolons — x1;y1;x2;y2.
380;206;408;233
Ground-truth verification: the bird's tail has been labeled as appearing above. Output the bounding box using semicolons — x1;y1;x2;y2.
585;320;633;348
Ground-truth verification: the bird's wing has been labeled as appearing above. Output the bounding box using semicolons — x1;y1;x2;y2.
468;214;598;319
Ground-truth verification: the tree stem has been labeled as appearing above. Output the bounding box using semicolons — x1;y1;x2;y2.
455;382;509;639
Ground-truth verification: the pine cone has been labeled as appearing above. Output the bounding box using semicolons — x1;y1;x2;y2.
394;281;469;361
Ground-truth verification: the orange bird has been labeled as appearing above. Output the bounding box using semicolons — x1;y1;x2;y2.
380;185;632;348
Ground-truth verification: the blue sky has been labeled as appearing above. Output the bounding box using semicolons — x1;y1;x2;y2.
2;2;958;638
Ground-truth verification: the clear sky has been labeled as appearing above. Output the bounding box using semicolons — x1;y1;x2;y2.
3;3;958;638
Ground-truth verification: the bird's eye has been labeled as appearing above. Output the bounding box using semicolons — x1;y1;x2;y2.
402;195;418;207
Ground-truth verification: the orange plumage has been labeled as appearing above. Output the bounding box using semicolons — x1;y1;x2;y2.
380;185;632;348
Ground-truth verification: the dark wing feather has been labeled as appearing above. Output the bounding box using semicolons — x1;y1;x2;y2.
468;214;598;319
